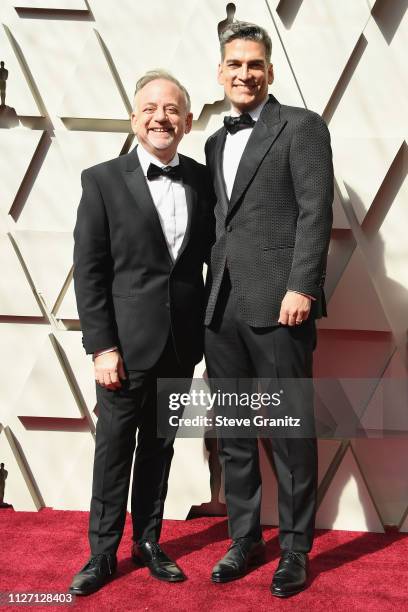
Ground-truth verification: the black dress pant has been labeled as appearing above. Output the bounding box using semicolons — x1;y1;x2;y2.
205;273;318;553
88;336;194;555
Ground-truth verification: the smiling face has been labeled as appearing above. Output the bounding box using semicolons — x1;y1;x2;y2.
131;79;193;164
218;38;273;113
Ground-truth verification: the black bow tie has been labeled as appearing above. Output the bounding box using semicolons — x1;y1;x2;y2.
146;163;182;182
223;112;256;134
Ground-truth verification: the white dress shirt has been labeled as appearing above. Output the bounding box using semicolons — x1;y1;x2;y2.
222;97;269;199
136;144;188;262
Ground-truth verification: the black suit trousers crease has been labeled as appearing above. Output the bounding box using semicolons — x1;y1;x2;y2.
89;336;194;555
205;272;318;553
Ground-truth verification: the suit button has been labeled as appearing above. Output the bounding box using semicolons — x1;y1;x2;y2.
226;225;232;232
165;302;170;308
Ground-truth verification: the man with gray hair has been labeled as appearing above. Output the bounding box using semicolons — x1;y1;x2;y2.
69;70;214;595
205;22;333;596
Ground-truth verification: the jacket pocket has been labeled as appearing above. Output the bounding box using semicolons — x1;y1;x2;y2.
261;244;295;251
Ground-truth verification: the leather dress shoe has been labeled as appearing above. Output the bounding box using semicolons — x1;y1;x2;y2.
212;537;266;583
69;553;117;596
271;551;309;597
132;540;186;582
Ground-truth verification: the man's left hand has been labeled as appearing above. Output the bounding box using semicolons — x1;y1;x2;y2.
278;291;311;326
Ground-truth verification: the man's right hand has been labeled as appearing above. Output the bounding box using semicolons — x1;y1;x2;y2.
94;350;126;390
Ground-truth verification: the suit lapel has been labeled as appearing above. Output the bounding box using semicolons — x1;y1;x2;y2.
228;95;287;216
175;156;195;263
211;128;229;215
123;147;172;264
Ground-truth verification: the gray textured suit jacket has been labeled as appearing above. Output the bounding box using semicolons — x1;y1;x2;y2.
204;94;334;327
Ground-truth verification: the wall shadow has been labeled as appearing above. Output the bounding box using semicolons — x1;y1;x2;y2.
372;0;407;45
276;0;304;29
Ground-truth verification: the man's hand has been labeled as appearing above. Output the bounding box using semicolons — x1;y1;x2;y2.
94;350;126;390
278;291;311;326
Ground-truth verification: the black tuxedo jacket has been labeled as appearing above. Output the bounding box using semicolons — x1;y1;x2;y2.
73;146;214;370
204;94;334;327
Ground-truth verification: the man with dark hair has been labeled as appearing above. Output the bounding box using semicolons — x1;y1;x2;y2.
69;71;213;595
205;22;333;597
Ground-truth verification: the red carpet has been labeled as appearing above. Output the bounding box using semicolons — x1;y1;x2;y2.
1;509;407;611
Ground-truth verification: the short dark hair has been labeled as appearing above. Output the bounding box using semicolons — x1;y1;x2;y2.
220;22;272;62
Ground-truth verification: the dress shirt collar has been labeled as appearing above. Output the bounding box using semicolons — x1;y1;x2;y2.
229;96;269;121
136;143;179;177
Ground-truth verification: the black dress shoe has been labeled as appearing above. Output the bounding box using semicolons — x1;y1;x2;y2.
132;541;186;582
69;553;117;596
271;551;309;597
211;537;266;583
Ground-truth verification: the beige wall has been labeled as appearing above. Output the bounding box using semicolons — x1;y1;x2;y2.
0;0;407;532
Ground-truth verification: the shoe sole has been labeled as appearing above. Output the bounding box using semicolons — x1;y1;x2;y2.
211;552;266;584
68;576;115;597
68;587;98;597
132;556;186;582
271;584;307;598
212;571;246;584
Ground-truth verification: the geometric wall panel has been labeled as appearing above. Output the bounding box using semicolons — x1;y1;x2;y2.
167;2;226;118
352;439;408;527
13;333;85;419
368;171;408;360
13;132;127;234
14;230;73;312
14;137;82;232
329;16;407;140
12;426;95;511
53;329;97;423
60;31;129;120
1;0;406;530
0;323;49;425
37;430;95;511
361;349;408;435
55;130;127;183
319;247;391;331
324;229;355;300
7;19;92;118
0;425;41;510
314;329;395;379
14;1;87;9
0;232;42;316
0;130;44;217
89;0;204;116
53;278;77;320
0;24;42;116
317;439;343;487
316;445;385;532
332;189;350;229
334;137;403;224
268;0;372;114
164;437;212;520
400;511;408;533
